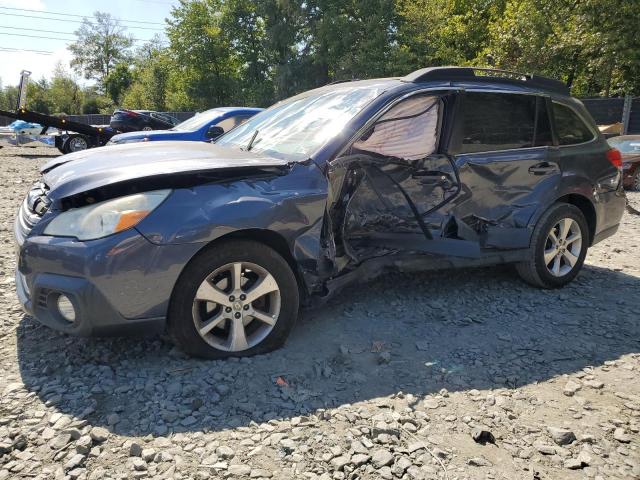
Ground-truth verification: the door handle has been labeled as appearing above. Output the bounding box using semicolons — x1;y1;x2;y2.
528;162;558;175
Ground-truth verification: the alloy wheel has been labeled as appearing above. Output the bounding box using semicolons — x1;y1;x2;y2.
68;137;88;152
192;261;281;352
543;218;582;277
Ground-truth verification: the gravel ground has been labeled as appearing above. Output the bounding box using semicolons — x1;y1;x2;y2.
0;146;638;480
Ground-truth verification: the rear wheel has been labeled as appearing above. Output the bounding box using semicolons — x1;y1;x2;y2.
63;135;89;153
168;240;299;359
516;203;589;288
142;126;153;131
632;170;640;191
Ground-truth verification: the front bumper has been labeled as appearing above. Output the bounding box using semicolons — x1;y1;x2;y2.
15;228;204;337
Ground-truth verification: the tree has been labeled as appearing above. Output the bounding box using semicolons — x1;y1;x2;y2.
48;63;83;114
105;63;133;105
166;0;240;109
68;12;134;87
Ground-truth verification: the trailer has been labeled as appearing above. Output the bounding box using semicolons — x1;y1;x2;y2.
0;71;117;153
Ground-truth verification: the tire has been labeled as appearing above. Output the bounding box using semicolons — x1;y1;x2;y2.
632;170;640;192
167;240;299;359
516;203;589;289
63;135;89;153
142;126;153;131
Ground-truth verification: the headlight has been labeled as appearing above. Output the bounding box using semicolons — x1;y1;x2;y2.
44;190;171;240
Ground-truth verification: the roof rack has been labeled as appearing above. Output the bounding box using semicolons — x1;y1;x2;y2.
403;66;570;95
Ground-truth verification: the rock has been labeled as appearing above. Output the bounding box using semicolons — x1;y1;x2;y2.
534;443;557;455
613;428;631;443
372;449;394;468
330;455;351;470
563;380;582;396
564;458;583;470
75;436;92;455
128;441;143;457
228;464;251;476
106;413;120;425
131;458;147;471
64;454;85;471
471;429;496;445
351;454;370;467
141;448;156;462
377;351;391;364
468;456;492;467
89;427;109;443
548;427;577;446
392;456;412;476
216;445;235;459
250;469;273;478
49;433;71;450
584;379;604;389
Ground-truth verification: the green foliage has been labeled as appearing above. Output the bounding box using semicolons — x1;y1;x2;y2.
68;12;134;87
105;63;134;105
2;0;639;117
48;63;84;115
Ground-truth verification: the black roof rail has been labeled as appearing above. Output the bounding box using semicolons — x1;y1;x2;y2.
404;66;570;95
326;78;360;86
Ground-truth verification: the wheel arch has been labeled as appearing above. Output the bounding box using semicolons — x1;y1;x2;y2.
554;193;597;246
179;228;310;300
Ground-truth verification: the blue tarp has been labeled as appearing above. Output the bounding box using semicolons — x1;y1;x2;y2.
8;120;42;131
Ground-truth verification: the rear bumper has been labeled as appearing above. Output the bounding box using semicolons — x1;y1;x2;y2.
592;187;626;246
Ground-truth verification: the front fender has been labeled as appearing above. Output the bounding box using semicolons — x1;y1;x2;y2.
136;162;329;282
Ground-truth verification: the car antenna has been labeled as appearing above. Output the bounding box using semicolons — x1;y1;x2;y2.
247;129;259;151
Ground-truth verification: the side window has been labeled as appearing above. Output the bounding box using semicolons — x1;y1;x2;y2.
351;95;441;161
553;102;595;145
460;93;541;153
215;115;248;133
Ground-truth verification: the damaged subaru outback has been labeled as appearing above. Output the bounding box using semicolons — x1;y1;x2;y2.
15;67;626;358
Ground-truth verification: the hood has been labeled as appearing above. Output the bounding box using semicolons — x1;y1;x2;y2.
41;141;289;200
109;130;184;143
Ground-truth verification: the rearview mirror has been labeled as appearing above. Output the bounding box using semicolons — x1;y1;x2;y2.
206;125;225;139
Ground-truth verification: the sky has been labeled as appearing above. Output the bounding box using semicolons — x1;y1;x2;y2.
0;0;177;87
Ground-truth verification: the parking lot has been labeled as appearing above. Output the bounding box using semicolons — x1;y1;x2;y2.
0;146;639;479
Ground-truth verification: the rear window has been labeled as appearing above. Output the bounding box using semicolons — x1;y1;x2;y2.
460;93;552;153
552;102;595;145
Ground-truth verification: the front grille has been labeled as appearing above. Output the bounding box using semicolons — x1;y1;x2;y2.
15;182;49;246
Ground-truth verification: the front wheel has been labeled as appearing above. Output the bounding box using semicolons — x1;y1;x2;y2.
516;203;589;289
168;240;299;359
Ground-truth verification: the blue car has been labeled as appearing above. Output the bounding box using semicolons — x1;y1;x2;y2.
106;107;262;145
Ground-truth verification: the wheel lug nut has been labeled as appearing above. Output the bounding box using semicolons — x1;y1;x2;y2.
243;305;249;311
234;312;241;319
240;294;246;301
225;307;232;313
229;295;235;302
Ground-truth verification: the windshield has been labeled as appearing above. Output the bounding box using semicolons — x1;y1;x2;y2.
215;84;387;161
173;110;224;131
609;136;640;154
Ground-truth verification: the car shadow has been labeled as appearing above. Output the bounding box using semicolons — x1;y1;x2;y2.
15;263;640;436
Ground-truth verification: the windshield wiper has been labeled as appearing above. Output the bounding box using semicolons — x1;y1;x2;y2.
246;129;259;151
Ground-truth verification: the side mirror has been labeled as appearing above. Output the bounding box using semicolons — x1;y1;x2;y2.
206;125;225;140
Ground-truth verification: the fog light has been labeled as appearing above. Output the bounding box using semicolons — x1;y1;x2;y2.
56;295;76;323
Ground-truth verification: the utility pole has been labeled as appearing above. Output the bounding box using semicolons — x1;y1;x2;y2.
622;94;632;135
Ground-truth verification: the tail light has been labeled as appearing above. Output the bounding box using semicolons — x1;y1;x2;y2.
606;148;623;168
124;110;140;118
